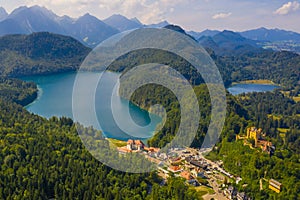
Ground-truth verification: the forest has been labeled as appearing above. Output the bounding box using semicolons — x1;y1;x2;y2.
0;78;37;106
0;30;299;199
0;86;200;199
0;32;90;77
109;46;300;199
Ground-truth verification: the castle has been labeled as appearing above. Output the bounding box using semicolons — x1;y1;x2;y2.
236;127;274;153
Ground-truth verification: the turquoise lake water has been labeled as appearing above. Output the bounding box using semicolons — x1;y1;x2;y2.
23;72;279;140
23;72;162;140
227;83;279;95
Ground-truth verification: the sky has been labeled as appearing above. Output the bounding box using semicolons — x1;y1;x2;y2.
0;0;299;32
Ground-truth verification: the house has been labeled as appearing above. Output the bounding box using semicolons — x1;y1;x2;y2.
180;171;193;180
127;139;145;151
168;165;183;173
269;179;282;193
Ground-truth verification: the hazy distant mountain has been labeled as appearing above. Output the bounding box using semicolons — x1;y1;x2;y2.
0;6;119;47
199;30;260;55
0;7;8;21
103;14;143;32
240;27;300;42
198;36;219;50
61;13;119;47
147;20;169;28
2;6;64;34
130;17;143;25
188;29;220;39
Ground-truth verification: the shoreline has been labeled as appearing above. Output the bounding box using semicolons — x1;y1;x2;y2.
231;79;277;86
24;84;43;108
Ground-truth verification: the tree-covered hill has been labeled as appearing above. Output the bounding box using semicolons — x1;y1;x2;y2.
0;81;199;200
107;47;300;92
0;32;91;77
214;50;300;90
0;78;37;106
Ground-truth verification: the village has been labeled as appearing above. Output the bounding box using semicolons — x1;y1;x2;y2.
117;127;282;200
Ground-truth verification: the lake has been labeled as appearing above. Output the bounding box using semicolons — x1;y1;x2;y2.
227;83;279;95
23;72;162;141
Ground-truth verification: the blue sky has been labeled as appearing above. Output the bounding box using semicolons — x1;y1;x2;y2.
0;0;299;32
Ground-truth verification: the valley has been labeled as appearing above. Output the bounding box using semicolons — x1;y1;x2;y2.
0;4;299;200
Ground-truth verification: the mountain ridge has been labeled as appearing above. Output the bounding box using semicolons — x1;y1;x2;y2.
198;30;261;55
0;32;91;77
103;14;143;32
0;7;8;21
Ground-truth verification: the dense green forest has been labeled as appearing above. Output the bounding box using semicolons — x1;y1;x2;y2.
0;92;200;199
214;50;300;91
214;141;300;199
238;91;300;153
204;90;300;199
124;84;249;148
0;78;37;106
0;32;90;77
108;48;300;91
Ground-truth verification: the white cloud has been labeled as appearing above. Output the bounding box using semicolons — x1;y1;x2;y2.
274;1;300;15
97;0;186;23
212;12;232;19
21;0;186;23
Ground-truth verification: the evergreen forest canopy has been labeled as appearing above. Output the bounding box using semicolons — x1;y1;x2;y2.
0;32;91;77
0;79;200;200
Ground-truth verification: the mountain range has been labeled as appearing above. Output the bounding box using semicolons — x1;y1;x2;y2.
0;5;299;53
189;27;300;43
191;27;300;54
0;6;168;47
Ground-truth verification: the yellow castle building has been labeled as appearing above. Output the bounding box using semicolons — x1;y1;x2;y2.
236;127;273;153
246;127;262;147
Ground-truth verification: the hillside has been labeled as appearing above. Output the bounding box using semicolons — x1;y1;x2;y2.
198;30;260;55
240;27;300;42
0;78;199;200
107;27;300;90
0;78;37;106
0;32;91;77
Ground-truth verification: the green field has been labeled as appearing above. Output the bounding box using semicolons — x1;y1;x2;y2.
194;185;215;199
236;79;275;85
107;138;127;147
